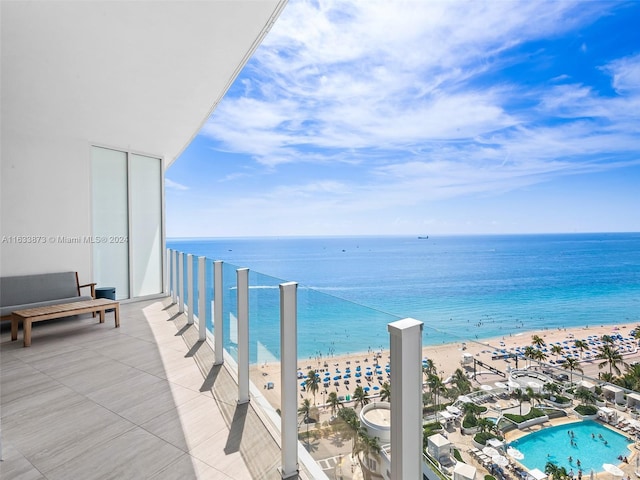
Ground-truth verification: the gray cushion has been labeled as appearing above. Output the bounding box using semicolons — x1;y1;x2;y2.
0;295;93;317
1;272;79;307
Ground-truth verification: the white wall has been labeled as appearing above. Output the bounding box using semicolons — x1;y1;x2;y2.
1;134;93;280
0;0;286;279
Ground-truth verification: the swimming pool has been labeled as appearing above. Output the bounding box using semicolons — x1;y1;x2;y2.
509;420;632;473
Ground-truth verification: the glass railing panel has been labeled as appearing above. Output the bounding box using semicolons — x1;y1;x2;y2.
203;257;213;331
221;261;240;362
191;255;199;317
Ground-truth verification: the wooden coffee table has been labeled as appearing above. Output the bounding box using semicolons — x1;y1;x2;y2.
11;298;120;347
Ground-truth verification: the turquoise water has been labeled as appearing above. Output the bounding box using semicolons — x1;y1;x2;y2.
167;233;640;362
510;420;632;472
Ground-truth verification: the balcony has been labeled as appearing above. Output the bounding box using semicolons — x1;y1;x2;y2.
1;297;315;479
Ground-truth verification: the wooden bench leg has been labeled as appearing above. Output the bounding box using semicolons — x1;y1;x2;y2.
11;315;19;341
23;318;32;347
99;309;105;323
113;304;120;328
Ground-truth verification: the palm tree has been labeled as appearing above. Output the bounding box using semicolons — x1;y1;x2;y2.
354;428;381;473
562;357;583;384
532;348;547;364
327;391;340;417
596;344;627;377
545;462;569;480
512;388;526;416
380;382;391;402
305;370;319;405
451;368;471;394
618;362;640;391
601;334;615;345
352;385;369;410
523;345;536;368
574;339;589;358
543;382;561;397
427;373;446;417
551;344;564;361
526;385;543;408
461;401;483;418
422;358;437;377
531;335;545;349
298;398;312;447
574;386;597;405
476;417;494;434
337;407;359;451
599;371;615;382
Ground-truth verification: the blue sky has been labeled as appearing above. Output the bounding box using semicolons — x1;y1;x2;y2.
166;0;640;238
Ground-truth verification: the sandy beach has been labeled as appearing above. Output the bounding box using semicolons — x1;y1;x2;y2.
252;321;640;412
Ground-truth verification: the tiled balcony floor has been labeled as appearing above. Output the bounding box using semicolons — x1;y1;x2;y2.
0;297;297;480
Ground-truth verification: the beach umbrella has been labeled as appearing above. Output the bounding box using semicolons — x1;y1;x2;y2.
355;372;361;377
602;464;624;478
343;374;351;379
482;446;500;457
373;385;379;391
333;375;341;381
492;455;509;467
506;446;524;460
480;384;493;391
363;386;370;392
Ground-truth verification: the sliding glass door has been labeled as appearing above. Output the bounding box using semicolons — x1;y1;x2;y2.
91;146;164;299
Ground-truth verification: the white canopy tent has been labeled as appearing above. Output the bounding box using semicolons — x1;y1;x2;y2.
603;385;624;404
627;392;640;409
427;433;452;459
528;468;547;480
454;462;477;480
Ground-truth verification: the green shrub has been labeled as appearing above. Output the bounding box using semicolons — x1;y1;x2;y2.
474;431;503;445
485;475;497;480
574;404;598;416
545;394;570;404
454;449;464;462
462;413;478;428
504;408;546;424
423;421;443;437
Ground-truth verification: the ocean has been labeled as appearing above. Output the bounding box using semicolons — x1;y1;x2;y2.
167;233;640;363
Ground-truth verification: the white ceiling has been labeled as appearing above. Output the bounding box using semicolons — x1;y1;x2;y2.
1;0;287;166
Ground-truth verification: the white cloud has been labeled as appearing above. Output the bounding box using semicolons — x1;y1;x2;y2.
186;0;640;235
165;178;189;190
604;53;640;94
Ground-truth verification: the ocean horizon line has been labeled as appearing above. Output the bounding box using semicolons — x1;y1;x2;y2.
167;231;640;242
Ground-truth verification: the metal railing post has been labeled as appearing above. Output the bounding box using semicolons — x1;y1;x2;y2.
187;254;194;324
237;267;249;404
178;252;184;313
280;282;299;479
198;256;206;341
213;261;224;365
